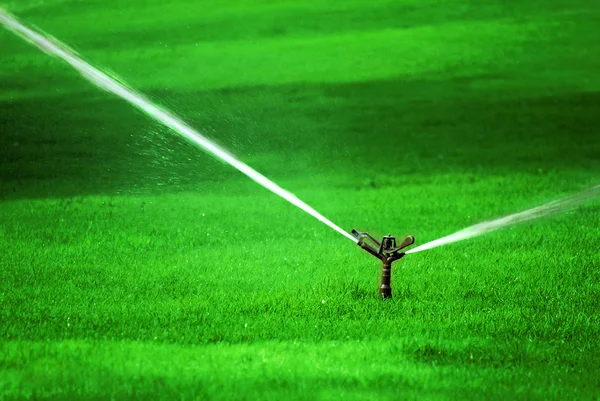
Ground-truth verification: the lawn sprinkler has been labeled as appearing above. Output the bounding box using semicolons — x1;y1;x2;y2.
352;229;415;299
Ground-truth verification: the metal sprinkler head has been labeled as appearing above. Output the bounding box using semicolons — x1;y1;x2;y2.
352;229;415;299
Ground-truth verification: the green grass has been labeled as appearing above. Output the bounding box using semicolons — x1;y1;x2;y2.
1;0;599;399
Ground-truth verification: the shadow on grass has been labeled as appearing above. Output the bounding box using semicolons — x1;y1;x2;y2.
1;77;599;201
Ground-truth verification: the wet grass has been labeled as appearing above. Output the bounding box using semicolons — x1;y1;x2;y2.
1;0;600;399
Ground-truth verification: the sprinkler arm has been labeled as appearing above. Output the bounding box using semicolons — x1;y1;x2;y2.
352;230;382;259
389;235;416;258
352;229;414;261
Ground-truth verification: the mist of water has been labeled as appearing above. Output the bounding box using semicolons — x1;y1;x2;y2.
406;184;600;254
0;9;357;243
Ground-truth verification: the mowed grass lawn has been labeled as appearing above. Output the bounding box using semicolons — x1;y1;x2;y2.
1;0;599;399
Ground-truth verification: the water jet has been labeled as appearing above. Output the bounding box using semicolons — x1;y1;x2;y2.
0;9;357;244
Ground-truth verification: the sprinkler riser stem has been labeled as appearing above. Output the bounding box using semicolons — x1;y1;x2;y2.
380;261;392;299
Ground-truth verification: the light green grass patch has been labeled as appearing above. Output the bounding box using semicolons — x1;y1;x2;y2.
1;339;596;400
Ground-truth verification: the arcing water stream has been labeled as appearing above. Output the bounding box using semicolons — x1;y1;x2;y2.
406;184;600;254
0;9;357;243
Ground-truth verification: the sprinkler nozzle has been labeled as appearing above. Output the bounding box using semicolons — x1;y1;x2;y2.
352;229;415;299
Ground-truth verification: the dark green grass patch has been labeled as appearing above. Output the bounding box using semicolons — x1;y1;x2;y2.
2;83;599;200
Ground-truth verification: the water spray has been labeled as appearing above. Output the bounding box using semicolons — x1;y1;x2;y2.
352;229;415;298
0;8;357;244
406;184;600;254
